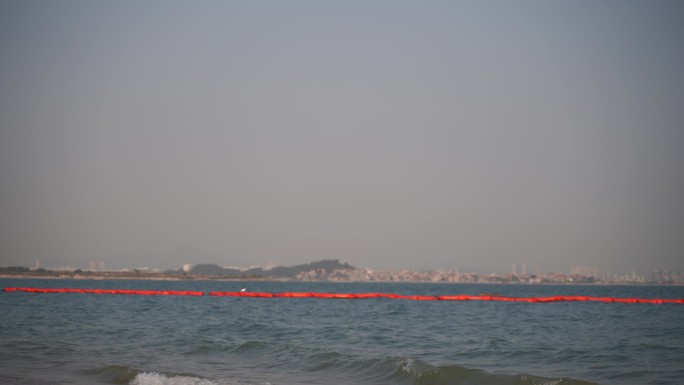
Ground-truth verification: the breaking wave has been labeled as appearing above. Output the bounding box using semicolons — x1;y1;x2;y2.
130;372;218;385
85;358;599;385
85;365;225;385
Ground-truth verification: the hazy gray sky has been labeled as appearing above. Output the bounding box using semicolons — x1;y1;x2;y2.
1;0;683;273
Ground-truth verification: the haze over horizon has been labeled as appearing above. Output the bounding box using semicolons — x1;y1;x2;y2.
1;1;683;276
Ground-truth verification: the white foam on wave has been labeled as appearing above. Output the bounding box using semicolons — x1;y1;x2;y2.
128;372;270;385
129;372;218;385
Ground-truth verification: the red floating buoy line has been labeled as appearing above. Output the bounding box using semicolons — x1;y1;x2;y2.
1;287;203;296
3;287;684;304
208;291;684;303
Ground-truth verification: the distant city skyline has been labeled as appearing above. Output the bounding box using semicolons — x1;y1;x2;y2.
2;1;683;275
6;256;682;285
18;245;682;279
9;243;683;277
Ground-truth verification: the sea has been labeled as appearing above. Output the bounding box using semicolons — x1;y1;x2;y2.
1;278;683;385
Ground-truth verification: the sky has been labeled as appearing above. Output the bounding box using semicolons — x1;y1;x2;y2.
1;0;683;274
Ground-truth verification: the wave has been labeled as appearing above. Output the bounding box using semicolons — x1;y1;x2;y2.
130;372;218;385
303;355;601;385
84;365;224;385
85;357;600;385
84;365;140;384
389;358;600;385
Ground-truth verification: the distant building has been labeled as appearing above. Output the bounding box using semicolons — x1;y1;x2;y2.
182;264;192;272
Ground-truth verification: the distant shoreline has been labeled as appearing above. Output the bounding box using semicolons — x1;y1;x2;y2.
0;272;274;281
0;272;681;286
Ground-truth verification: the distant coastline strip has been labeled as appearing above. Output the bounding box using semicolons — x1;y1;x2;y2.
3;287;684;303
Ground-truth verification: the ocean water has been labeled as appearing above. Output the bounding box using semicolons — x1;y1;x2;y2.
1;279;683;385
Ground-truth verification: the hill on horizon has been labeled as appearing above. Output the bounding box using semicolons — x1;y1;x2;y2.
185;259;356;278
